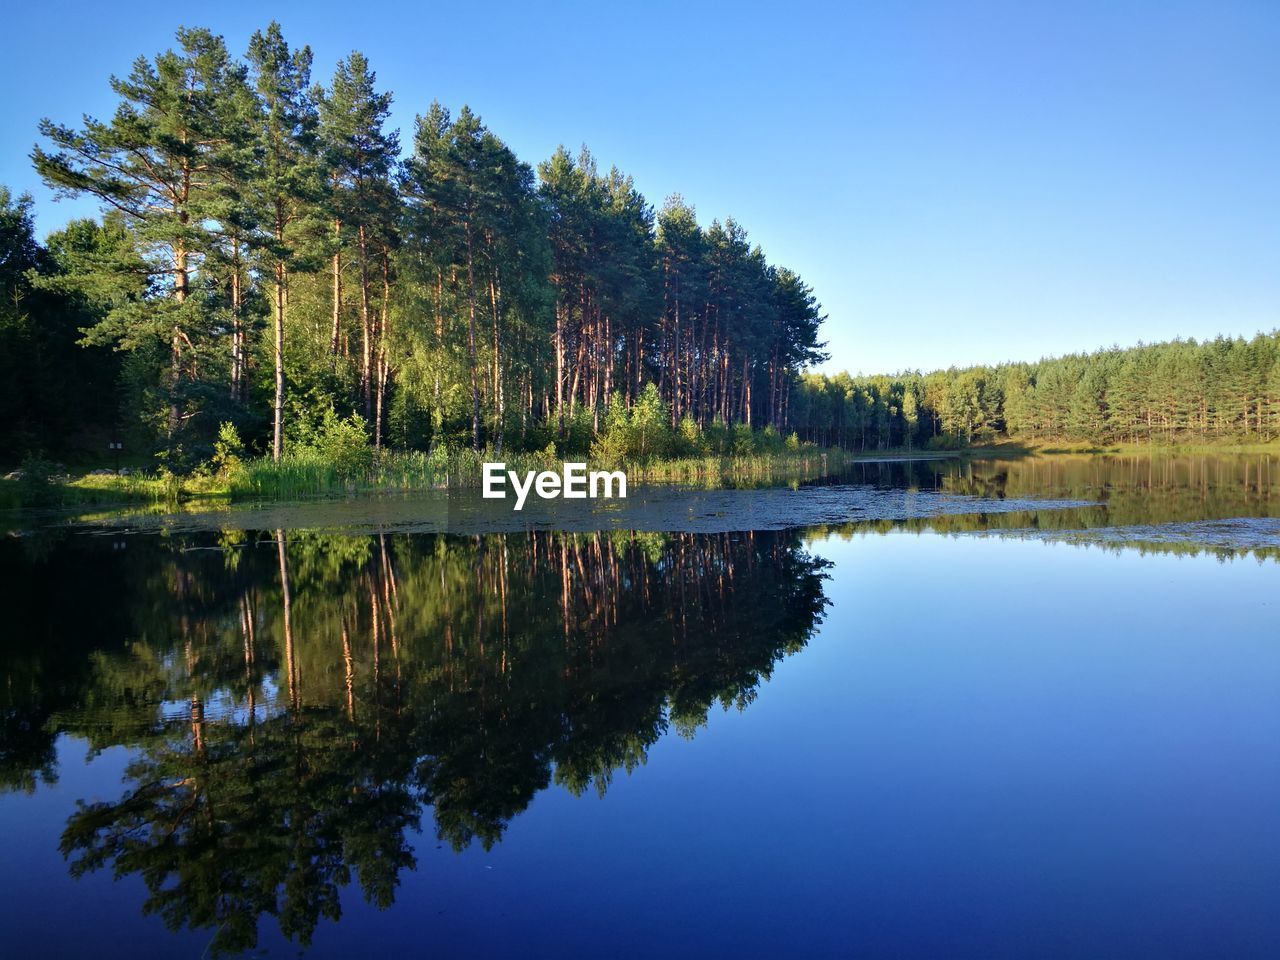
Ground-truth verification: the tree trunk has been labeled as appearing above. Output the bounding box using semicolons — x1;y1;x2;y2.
358;223;372;415
489;268;504;454
230;242;243;402
273;257;286;461
330;218;343;356
272;200;287;461
464;219;481;451
374;251;392;448
555;300;565;437
169;238;187;440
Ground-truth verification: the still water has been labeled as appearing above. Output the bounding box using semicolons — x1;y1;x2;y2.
1;454;1277;958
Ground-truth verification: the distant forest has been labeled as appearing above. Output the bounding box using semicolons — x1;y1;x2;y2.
794;332;1280;449
0;24;825;467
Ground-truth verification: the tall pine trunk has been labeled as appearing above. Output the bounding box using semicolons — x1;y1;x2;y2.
170;238;187;440
273;259;286;460
272;202;287;462
555;300;565;437
489;266;504;454
230;239;243;402
358;223;372;415
464;218;481;451
374;251;391;449
330;217;343;356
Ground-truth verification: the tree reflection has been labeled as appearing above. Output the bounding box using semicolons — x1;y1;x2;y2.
3;528;829;954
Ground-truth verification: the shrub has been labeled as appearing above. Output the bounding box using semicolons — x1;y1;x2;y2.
561;406;596;457
590;393;632;463
16;455;59;507
303;409;373;478
758;425;783;454
926;432;966;451
704;417;729;455
675;415;705;456
212;422;245;478
628;384;672;462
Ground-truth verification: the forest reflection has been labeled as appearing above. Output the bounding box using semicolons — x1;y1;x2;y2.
832;452;1277;522
0;528;830;953
822;453;1280;560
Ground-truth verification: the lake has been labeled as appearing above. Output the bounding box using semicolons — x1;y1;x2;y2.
1;453;1277;958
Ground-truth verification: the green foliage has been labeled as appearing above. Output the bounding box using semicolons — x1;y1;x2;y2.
795;331;1280;449
15;455;60;507
590;393;632;462
675;415;705;456
21;24;829;472
627;384;672;461
212;422;245;477
925;432;967;451
0;194;125;461
589;383;673;463
704;417;729;455
296;409;373;478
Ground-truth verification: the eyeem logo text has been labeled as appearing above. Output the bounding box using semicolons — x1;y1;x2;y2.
482;462;627;511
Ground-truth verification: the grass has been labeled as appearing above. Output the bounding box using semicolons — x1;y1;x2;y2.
623;451;845;486
227;447;853;499
225;447;563;500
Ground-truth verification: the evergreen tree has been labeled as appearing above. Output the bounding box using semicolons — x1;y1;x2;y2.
246;23;324;460
33;28;249;457
317;52;399;418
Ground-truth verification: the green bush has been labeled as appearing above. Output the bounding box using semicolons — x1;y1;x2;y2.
926;432;967;451
16;455;59;507
303;409;373;478
590;393;632;463
628;384;672;461
758;425;783;454
212;422;245;477
675;415;705;456
559;406;596;457
704;417;729;455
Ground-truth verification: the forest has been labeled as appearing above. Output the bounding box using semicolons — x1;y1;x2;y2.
0;24;826;476
792;331;1280;450
3;23;1276;491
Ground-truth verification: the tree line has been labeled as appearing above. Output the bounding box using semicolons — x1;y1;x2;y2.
791;332;1280;449
2;24;826;468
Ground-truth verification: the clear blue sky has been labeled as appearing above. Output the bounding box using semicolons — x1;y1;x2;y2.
2;0;1277;373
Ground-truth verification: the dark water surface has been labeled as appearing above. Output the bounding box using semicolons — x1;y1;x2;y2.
1;454;1277;958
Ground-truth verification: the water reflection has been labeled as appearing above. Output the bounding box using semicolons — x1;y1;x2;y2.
815;454;1280;560
1;528;830;953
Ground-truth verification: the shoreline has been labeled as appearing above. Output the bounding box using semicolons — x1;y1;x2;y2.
3;442;1277;517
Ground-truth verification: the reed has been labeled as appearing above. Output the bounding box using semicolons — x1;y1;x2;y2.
225;447;567;501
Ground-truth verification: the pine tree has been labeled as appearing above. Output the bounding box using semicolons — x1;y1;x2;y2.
246;22;324;460
318;52;399;417
33;27;249;455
